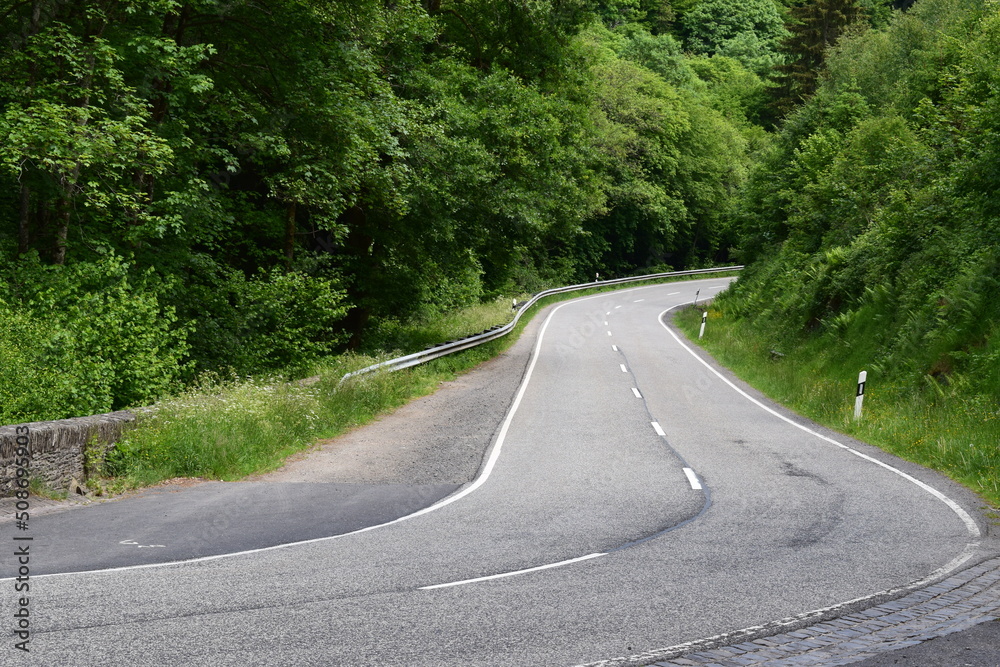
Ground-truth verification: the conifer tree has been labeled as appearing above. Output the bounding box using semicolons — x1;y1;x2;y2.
769;0;862;118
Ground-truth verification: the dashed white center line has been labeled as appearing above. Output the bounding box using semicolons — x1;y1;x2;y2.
604;321;608;326
633;299;644;302
667;291;680;295
683;468;702;490
632;388;642;398
607;331;613;336
611;345;618;352
615;305;622;309
620;364;628;373
651;422;665;436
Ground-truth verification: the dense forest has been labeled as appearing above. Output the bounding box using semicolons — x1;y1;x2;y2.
1;0;991;424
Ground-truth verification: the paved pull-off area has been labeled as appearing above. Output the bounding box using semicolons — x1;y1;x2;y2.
0;278;996;665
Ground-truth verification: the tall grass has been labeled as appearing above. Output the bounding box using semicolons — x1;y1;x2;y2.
102;357;449;488
675;306;1000;508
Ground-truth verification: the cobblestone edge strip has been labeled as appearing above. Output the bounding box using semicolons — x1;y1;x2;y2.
579;552;994;667
655;556;1000;666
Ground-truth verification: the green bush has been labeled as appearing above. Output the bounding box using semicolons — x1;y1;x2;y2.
180;262;349;376
0;253;189;420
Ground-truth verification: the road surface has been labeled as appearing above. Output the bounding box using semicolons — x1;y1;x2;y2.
2;278;993;665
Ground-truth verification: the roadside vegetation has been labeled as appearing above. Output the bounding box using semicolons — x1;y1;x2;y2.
97;299;525;492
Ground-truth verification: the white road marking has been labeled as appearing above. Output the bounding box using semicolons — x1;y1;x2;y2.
15;294;579;581
419;553;606;590
119;539;165;548
615;305;622;309
604;321;608;326
632;388;642;398
633;299;645;302
683;468;702;490
633;541;981;667
657;305;982;544
8;282;727;583
620;364;628;373
651;422;665;436
667;292;680;295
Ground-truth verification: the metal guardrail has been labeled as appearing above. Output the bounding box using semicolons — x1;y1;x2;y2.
340;265;743;383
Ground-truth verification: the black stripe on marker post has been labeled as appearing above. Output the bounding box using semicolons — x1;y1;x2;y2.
854;370;867;420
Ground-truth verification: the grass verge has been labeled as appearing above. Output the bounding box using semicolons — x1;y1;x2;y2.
675;305;1000;510
94;273;738;492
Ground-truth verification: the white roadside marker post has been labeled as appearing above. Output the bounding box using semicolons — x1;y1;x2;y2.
854;370;867;420
699;311;707;339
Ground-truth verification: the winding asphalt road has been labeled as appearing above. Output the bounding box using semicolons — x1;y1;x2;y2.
2;278;994;665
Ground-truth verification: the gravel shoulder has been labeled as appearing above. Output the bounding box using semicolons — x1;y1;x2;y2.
252;306;546;485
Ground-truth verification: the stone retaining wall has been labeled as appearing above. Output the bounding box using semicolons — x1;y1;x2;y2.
0;411;137;495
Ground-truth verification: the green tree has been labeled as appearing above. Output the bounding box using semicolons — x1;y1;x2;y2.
681;0;787;74
0;0;184;264
729;0;1000;393
592;0;675;32
570;26;747;276
769;0;862;118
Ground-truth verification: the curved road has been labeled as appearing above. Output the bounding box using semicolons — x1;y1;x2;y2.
3;278;992;665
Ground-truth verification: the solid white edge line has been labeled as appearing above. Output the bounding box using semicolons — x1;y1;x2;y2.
683;468;702;490
603;540;980;667
12;282;724;583
657;307;982;540
3;299;567;582
651;422;665;437
418;552;606;590
632;388;642;398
